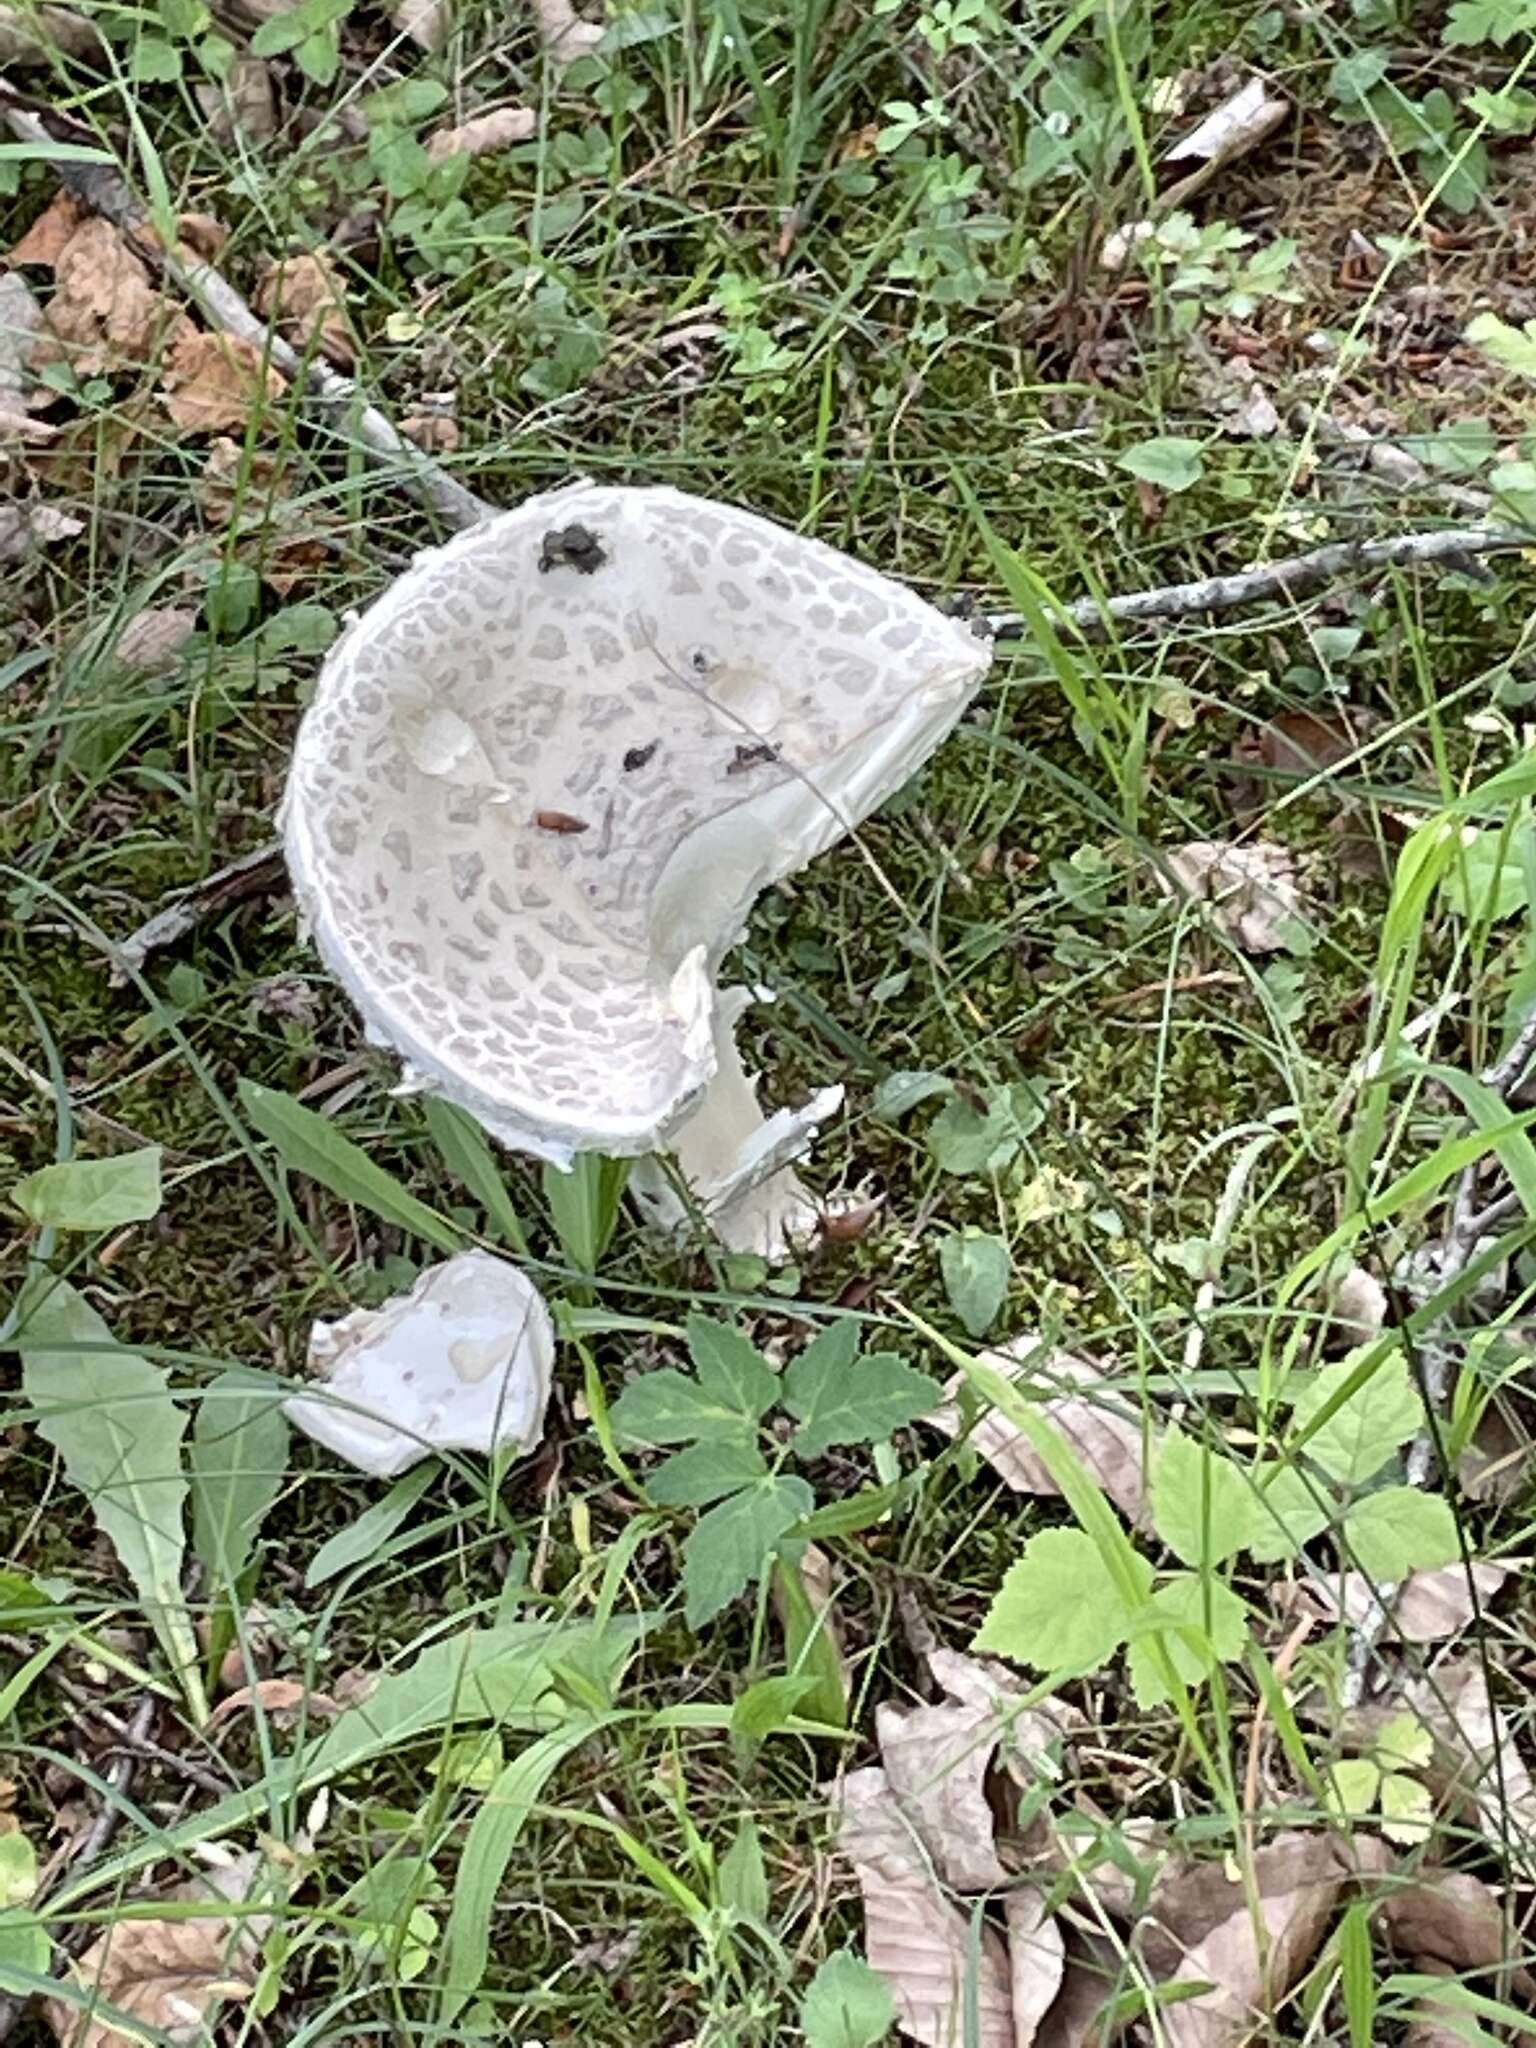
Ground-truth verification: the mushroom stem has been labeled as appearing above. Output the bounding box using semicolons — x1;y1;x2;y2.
630;988;842;1262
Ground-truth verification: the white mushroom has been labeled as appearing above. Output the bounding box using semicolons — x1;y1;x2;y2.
282;481;991;1255
283;1250;553;1476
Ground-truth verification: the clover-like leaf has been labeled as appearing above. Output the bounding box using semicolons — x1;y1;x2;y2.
973;1527;1148;1673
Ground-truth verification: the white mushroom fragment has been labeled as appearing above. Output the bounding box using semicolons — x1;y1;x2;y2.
282;481;992;1254
284;1250;553;1476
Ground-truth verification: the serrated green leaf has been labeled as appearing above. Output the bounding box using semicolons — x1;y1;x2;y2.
973;1526;1146;1672
190;1367;289;1590
1379;1770;1433;1845
1342;1486;1459;1579
719;1817;769;1921
609;1365;764;1449
681;1476;814;1627
1327;1756;1381;1824
1117;436;1204;492
800;1950;896;2048
1376;1710;1433;1772
686;1315;780;1421
239;1080;461;1253
1126;1572;1248;1707
1444;0;1536;48
647;1437;767;1506
1153;1428;1258;1567
1245;1463;1332;1562
939;1230;1010;1338
14;1278;200;1713
11;1148;162;1230
786;1336;936;1460
1289;1347;1421;1484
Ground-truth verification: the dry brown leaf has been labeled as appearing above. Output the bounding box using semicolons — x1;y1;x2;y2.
1395;1659;1536;1846
833;1766;1015;2048
7;190;85;270
195;53;280;144
204;1677;343;1732
532;0;604;66
1327;1263;1387;1347
1005;1890;1065;2048
44;1891;258;2048
174;214;229;265
392;0;450;46
1304;1561;1509;1644
1156;840;1299;954
1461;1401;1535;1504
0;501;82;562
0;2;101;63
926;1334;1149;1530
113;608;198;672
0;269;50;440
427;105;537;160
1137;1832;1357;2048
1033;1932;1120;2048
160;329;286;433
1375;1867;1532;1986
42;218;188;375
256;252;352;368
399;413;460;453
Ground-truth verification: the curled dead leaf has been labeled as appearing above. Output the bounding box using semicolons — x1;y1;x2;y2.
1136;1832;1360;2048
195;54;280;145
0;501;83;562
1327;1262;1387;1347
1375;1866;1534;1991
926;1334;1149;1530
160;330;287;434
0;269;50;440
1299;1561;1509;1645
832;1766;1015;2048
1005;1889;1066;2047
426;105;537;160
113;608;198;672
532;0;604;66
205;1677;344;1732
7;191;86;270
256;252;353;369
1156;840;1300;954
0;2;102;63
41;218;189;375
399;413;461;453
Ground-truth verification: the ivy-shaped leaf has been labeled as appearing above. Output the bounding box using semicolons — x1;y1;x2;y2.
973;1527;1149;1673
785;1325;936;1458
1153;1427;1258;1567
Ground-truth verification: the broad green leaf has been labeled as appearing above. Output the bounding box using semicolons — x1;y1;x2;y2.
15;1278;200;1713
786;1336;936;1460
1289;1348;1421;1484
1342;1486;1459;1580
190;1368;289;1589
647;1437;767;1507
11;1148;162;1230
800;1950;896;2048
773;1554;848;1729
610;1368;763;1449
797;1481;904;1539
730;1674;814;1753
1153;1428;1258;1567
1117;436;1204;492
681;1476;814;1627
1126;1573;1248;1707
939;1230;1010;1338
928;1081;1047;1175
240;1080;461;1253
718;1818;769;1921
1443;826;1529;921
1339;1899;1376;2048
973;1526;1147;1672
686;1315;779;1421
542;1153;630;1273
423;1098;528;1253
1466;306;1536;370
1376;1710;1433;1772
305;1463;436;1587
1245;1463;1332;1562
437;1718;602;2023
0;1837;35;1912
0;1833;47;1989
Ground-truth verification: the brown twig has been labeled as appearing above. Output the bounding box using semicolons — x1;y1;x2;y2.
111;842;287;981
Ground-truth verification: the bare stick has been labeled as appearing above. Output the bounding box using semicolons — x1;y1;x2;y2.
992;522;1531;637
0;90;493;533
111;841;287;980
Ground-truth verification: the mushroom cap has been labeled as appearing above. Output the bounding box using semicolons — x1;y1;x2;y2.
284;481;991;1165
283;1250;553;1477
